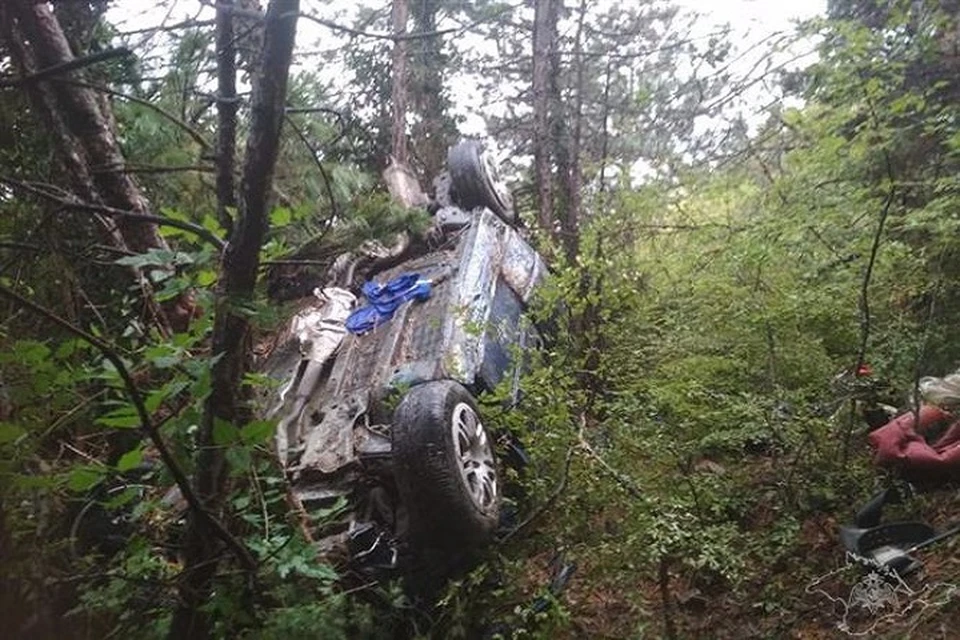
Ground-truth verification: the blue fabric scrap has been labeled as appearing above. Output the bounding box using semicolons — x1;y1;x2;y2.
345;273;432;334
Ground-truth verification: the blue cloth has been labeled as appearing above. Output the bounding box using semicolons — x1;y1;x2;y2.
346;273;432;334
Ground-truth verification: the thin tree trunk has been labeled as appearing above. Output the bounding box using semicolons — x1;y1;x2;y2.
410;0;452;181
169;1;300;637
532;0;560;235
390;0;410;164
597;59;613;198
1;2;126;252
216;0;239;236
562;0;587;262
547;0;568;251
659;555;677;639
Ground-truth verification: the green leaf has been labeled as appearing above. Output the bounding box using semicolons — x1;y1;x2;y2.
201;213;221;233
158;225;187;240
196;269;218;287
145;344;182;369
213;418;238;445
114;250;168;268
116;446;144;472
310;496;349;521
240;420;274;445
96;406;142;429
243;372;277;388
55;339;81;359
190;368;213;402
12;473;59;489
226;446;251;473
145;379;189;413
105;485;140;509
0;422;26;445
14;340;51;365
68;465;105;492
156;277;190;302
270;207;292;227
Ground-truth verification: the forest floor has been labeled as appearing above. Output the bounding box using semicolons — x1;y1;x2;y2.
509;456;960;639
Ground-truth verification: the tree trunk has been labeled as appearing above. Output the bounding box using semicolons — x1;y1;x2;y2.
410;0;454;182
597;59;613;197
3;0;166;254
0;0;177;334
561;0;586;261
532;0;560;235
169;1;300;638
390;0;410;164
216;0;239;236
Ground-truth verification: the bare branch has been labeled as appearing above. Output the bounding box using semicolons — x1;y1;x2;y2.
116;18;216;37
90;164;215;175
576;415;646;500
284;114;339;219
206;0;518;42
0;176;225;249
499;444;575;543
0;48;132;88
0;241;42;252
299;11;465;41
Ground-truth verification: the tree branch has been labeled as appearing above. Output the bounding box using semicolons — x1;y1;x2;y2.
90;164;215;175
0;241;42;252
204;1;517;42
575;415;646;500
0;48;131;88
499;444;574;543
0;176;225;249
116;19;216;37
284;114;339;219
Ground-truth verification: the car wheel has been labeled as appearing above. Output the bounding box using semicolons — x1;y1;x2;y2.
392;380;500;547
447;140;515;223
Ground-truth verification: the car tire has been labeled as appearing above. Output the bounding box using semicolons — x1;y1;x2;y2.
447;140;515;223
392;380;500;548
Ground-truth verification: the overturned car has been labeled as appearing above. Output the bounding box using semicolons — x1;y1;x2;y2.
261;142;546;575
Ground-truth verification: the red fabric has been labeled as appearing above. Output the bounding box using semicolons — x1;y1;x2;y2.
868;405;960;482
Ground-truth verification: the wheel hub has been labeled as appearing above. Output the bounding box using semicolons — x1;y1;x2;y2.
451;402;498;511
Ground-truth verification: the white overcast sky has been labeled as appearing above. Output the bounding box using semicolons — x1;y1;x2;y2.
677;0;826;31
107;0;829;151
108;1;828;63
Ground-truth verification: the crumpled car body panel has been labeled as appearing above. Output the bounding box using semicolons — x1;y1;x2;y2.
325;209;543;403
267;208;544;490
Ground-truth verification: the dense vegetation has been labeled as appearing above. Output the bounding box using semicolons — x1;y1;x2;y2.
2;0;960;637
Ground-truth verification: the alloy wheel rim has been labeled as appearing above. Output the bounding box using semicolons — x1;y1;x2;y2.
451;402;498;511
